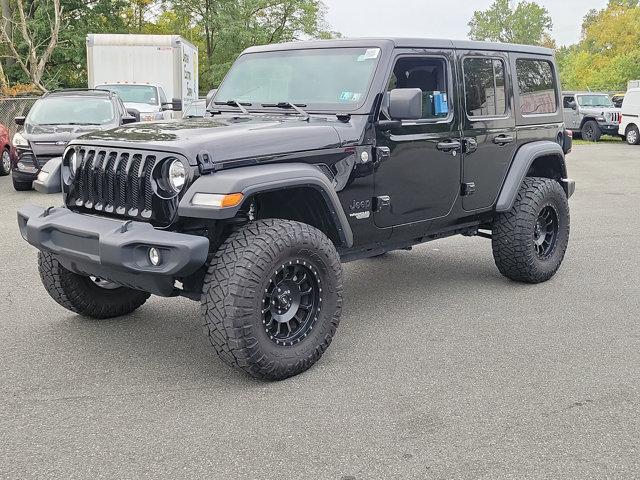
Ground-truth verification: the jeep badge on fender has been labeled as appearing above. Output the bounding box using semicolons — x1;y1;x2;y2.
18;38;574;381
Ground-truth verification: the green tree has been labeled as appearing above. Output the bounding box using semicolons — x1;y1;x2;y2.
469;0;554;47
557;0;640;90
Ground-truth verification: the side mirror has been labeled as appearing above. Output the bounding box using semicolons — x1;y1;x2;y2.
15;116;26;126
568;100;577;110
388;88;423;120
126;109;140;122
161;99;183;112
206;89;218;108
121;115;137;125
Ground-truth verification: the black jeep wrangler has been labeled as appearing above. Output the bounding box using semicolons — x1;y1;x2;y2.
18;39;574;380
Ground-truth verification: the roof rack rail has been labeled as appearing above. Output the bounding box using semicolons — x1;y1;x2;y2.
45;88;114;96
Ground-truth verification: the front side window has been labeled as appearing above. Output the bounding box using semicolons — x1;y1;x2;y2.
27;97;115;125
516;59;557;115
215;48;381;112
464;57;507;117
97;84;159;106
577;94;613;108
386;56;450;120
563;96;575;108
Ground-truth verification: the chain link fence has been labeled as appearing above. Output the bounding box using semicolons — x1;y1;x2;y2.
0;97;39;138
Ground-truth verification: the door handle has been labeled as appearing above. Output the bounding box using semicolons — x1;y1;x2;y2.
436;140;461;152
492;135;514;145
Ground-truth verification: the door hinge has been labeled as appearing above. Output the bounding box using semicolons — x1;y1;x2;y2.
373;195;391;212
461;182;476;196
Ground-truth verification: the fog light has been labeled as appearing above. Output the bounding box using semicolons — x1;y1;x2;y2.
149;247;161;266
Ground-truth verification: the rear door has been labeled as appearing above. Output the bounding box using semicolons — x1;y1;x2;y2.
458;50;516;211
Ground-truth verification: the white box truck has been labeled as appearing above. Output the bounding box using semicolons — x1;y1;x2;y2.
86;33;198;121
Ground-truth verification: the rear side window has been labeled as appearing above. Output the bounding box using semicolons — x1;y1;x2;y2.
516;59;557;115
464;57;507;117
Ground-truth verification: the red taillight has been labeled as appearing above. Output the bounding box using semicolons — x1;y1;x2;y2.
566;129;573;138
619;114;623;124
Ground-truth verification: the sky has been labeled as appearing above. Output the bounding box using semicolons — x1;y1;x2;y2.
322;0;608;47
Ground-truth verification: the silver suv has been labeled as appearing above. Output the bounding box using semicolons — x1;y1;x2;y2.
562;92;621;142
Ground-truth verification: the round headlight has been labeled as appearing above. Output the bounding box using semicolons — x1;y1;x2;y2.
167;159;186;193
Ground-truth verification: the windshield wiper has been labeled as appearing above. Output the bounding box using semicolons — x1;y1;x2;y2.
214;99;250;115
261;102;310;120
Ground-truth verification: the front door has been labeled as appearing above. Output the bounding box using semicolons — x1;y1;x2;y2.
562;94;579;130
459;50;517;211
374;49;461;228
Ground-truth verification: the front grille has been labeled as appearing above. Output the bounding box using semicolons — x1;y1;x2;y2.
66;146;181;226
606;112;621;124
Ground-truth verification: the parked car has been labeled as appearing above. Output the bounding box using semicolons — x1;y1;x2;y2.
619;88;640;145
0;123;12;176
182;99;207;118
562;91;621;141
95;83;178;122
11;89;136;191
18;39;574;381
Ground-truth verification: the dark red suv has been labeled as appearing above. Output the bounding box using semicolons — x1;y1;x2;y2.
0;123;12;176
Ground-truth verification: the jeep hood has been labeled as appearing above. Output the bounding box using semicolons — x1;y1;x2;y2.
73;116;345;165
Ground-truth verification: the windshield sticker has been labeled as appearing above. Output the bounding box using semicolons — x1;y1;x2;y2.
339;92;362;102
357;48;381;62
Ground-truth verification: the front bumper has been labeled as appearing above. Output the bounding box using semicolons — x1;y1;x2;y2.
17;205;209;296
598;123;620;135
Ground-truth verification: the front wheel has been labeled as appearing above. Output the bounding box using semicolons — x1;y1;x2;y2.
38;251;150;318
626;125;640;145
492;177;570;284
201;219;343;381
581;120;602;142
0;148;10;176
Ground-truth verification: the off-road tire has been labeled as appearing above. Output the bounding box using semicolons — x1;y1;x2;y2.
581;120;602;142
626;125;640;145
492;177;570;284
201;219;343;381
12;178;32;191
0;148;10;176
38;251;150;319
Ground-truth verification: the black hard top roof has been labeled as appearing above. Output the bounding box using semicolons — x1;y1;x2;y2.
244;38;555;56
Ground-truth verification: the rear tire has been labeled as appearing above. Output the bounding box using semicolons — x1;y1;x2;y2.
38;251;150;319
581;120;601;142
201;219;343;381
626;125;640;145
0;148;10;176
492;177;570;284
12;178;32;191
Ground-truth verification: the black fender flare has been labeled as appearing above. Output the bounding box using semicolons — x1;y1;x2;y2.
495;141;569;213
178;163;354;247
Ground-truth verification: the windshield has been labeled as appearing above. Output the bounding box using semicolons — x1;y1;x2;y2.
183;100;207;118
214;47;382;112
97;84;159;105
577;94;614;108
27;96;115;125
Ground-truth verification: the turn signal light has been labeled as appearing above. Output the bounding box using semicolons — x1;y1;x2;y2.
191;192;244;208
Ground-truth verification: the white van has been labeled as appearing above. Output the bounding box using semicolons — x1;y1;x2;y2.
619;88;640;145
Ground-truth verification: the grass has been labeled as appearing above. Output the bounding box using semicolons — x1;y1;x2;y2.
572;136;625;146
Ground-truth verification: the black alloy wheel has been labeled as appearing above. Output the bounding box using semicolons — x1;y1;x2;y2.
533;206;559;259
262;261;321;346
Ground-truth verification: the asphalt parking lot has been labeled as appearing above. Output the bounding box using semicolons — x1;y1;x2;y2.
1;143;639;479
